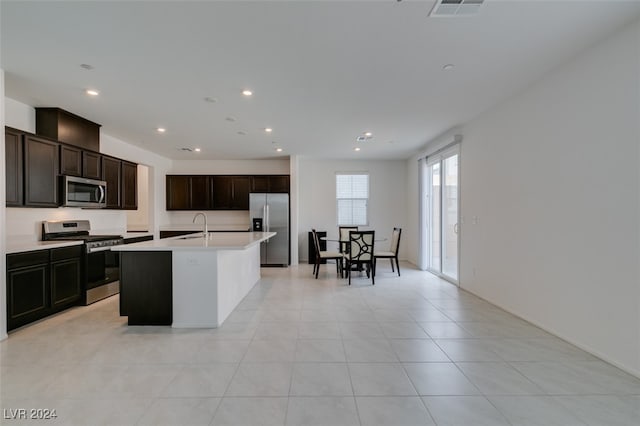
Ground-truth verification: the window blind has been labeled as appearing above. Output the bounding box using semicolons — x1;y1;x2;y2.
336;173;369;226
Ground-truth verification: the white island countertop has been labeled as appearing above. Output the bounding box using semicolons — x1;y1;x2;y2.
112;231;275;251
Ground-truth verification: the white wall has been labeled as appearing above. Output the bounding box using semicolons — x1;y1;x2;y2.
5;97;34;133
429;20;640;376
298;158;408;263
171;159;289;175
126;164;150;230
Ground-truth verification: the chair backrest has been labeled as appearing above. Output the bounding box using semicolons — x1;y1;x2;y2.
389;227;402;255
349;230;375;261
311;229;320;258
339;226;358;242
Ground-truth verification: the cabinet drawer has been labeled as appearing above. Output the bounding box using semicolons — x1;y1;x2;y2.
51;245;83;261
7;250;49;269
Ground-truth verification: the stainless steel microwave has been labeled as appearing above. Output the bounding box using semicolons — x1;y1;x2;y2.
61;175;107;208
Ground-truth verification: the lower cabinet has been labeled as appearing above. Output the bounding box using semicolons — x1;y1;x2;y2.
51;246;82;309
6;246;82;331
7;260;49;331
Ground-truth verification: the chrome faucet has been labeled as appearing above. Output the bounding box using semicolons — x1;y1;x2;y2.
193;212;208;236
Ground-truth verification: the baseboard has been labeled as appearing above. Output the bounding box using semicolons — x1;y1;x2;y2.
459;286;640;380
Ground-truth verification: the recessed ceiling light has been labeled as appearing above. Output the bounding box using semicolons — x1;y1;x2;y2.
364;132;373;137
264;128;273;133
86;89;99;96
354;147;361;152
276;148;283;152
443;64;455;70
157;127;166;133
242;89;253;96
204;97;217;103
194;148;201;152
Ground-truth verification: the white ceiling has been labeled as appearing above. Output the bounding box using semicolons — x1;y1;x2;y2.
2;1;640;160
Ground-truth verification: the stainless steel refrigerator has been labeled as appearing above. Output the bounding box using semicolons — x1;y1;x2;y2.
249;193;290;266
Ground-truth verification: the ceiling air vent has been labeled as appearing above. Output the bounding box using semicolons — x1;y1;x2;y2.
429;0;484;17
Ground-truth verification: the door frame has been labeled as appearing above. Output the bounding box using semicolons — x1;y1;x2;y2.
426;145;460;285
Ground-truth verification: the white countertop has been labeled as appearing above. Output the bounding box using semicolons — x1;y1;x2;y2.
6;240;84;254
112;231;275;251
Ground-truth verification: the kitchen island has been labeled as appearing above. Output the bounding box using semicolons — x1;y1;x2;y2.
112;232;275;328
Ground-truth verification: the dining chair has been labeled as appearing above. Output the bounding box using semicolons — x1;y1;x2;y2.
345;230;375;285
338;226;358;255
374;227;402;277
311;229;344;279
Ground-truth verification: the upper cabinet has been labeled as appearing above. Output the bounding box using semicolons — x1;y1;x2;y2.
24;135;59;207
166;175;212;210
102;156;122;209
121;161;138;210
35;107;100;152
82;151;102;180
101;157;138;210
212;176;251;210
59;145;82;177
252;175;290;193
5;127;24;207
166;174;288;211
5;117;137;210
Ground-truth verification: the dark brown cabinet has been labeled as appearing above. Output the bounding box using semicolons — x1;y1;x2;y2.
102;156;137;210
6;124;136;210
166;175;190;210
51;246;82;309
5;127;24;207
121;161;138;210
82;151;102;179
252;175;290;193
166;174;289;211
60;145;82;177
190;176;211;210
166;175;212;210
102;156;122;209
212;176;251;210
36;107;100;152
7;247;82;331
6;250;50;331
24;135;59;207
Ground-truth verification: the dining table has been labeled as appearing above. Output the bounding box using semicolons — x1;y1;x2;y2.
319;234;387;277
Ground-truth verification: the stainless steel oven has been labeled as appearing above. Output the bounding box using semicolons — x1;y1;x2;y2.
43;220;123;305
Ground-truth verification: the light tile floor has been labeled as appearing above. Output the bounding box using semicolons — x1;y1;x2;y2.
1;263;639;425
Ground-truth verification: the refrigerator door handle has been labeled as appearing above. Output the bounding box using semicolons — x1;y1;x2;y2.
266;204;270;233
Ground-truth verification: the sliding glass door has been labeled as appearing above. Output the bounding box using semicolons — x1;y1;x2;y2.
426;147;459;284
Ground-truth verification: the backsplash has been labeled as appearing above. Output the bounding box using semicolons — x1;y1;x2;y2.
164;210;250;227
5;207;127;241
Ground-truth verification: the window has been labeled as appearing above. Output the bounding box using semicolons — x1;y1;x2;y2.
336;173;369;226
